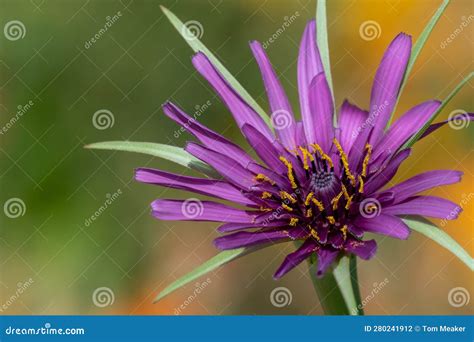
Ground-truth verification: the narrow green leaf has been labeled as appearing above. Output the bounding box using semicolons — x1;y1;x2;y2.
333;256;361;315
85;141;219;178
403;216;474;271
160;6;272;129
387;0;450;127
403;72;473;149
316;0;336;126
153;248;246;303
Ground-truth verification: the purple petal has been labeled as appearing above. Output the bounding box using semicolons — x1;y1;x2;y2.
354;214;410;239
344;238;377;260
152;199;256;223
185;142;255;189
382;195;462;219
368;33;412;145
338;100;369;153
297;20;325;146
316;247;339;277
372;100;440;164
136;168;254;206
364;149;411;194
162;102;254;167
250;41;296;148
294;121;307;147
307;73;334;150
217;220;288;232
214;229;290;250
419;112;474;140
192;52;273;141
381;170;463;203
274;239;318;279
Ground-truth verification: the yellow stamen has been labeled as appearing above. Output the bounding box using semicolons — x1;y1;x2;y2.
259;207;272;212
305;208;313;218
311;143;334;168
279;191;297;204
279;156;298;189
255;173;275;185
341;184;351;201
331;191;343;210
282;203;293;212
358;175;364;193
289;217;299;226
261;191;272;199
310;228;320;241
298;146;314;170
361;143;372;177
305;192;314;206
327;216;336;225
341;224;348;240
344;195;354;210
311;197;325;212
333;138;356;185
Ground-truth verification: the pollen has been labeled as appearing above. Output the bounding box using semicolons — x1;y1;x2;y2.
261;191;272;199
327;216;336;224
255;173;275;185
311;143;334;168
289;217;299;226
298;146;314;170
310;227;320;241
361;143;372;177
358;175;364;193
311;197;325;212
333;138;356;185
279;156;298;189
282;203;293;212
331;191;343;210
341;225;348;240
280;191;297;203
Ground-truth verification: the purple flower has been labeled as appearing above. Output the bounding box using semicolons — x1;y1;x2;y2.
135;21;466;279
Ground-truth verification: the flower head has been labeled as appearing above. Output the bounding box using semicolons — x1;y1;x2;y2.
136;21;465;278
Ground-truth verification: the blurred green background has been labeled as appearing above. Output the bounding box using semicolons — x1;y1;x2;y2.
0;0;472;315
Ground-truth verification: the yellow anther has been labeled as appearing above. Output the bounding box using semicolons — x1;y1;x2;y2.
279;191;297;204
279;156;298;189
311;143;334;168
327;216;336;225
358;175;364;193
331;191;343;210
298;146;314;170
310;228;320;241
361;143;372;177
305;208;313;218
333;138;356;185
259;207;272;212
261;191;272;199
344;195;354;210
341;225;348;240
289;217;299;226
305;192;314;206
311;197;325;212
282;203;293;212
341;184;351;201
255;173;275;185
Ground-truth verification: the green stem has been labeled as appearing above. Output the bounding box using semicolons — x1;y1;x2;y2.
309;255;363;315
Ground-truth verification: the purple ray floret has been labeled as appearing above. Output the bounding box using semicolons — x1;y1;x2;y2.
135;20;468;279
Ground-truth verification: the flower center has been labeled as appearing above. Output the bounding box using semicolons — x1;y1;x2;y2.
310;170;335;191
